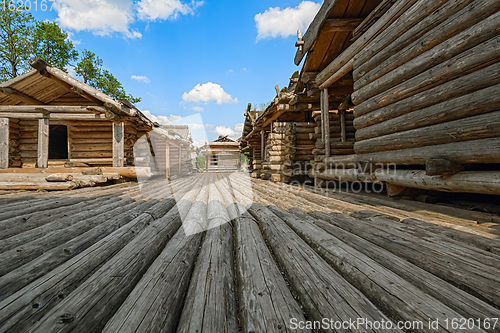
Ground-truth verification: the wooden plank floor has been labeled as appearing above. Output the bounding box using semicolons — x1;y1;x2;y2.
0;173;499;332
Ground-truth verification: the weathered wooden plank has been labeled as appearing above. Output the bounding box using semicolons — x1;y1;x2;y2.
25;179;203;333
0;198;160;301
248;203;398;331
177;182;237;333
37;118;49;168
0;118;8;169
212;178;309;332
301;210;500;322
102;178;209;333
0;196;177;333
354;111;500;154
268;205;474;333
311;209;500;308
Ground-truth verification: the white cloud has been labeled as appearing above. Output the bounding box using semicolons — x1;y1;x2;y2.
182;82;238;105
53;0;201;38
141;110;183;125
65;65;77;78
54;0;141;38
255;1;321;40
137;0;203;20
131;75;151;83
214;123;243;140
191;106;204;112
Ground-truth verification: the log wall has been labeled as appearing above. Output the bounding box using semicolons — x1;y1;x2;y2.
69;121;113;164
18;120;38;166
350;1;500;170
9;119;20;168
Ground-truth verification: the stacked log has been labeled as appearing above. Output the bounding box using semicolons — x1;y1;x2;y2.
8;119;21;168
262;122;295;182
124;123;138;166
343;0;500;186
18;120;38;165
293;122;315;176
311;113;356;166
250;143;262;178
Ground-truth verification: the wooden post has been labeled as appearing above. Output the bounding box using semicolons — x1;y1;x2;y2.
178;143;182;175
0;118;8;169
340;109;346;143
37;118;49;168
112;122;124;167
165;145;170;178
261;130;265;161
321;89;331;157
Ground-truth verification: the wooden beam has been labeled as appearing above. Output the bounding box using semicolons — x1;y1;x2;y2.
0;112;107;120
0;87;44;105
294;0;342;65
316;0;419;89
322;18;364;32
0;105;108;113
29;58;137;118
37;118;49;168
112;122;124;167
0;118;8;169
322;89;331;157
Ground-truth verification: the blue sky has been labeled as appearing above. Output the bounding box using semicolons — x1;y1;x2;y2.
32;0;321;144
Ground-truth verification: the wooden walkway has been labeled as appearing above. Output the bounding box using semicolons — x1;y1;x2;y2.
0;173;499;332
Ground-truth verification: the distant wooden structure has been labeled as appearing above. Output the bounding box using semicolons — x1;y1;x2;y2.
202;136;240;172
0;58;194;185
242;0;500;195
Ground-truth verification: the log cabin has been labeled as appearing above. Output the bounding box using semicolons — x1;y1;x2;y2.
0;58;194;188
243;0;500;195
202;135;240;172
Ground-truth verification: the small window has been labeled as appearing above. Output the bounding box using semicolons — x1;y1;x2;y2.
49;125;68;159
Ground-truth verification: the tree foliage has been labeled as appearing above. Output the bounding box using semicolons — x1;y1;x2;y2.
32;21;78;72
0;10;142;103
75;49;141;104
0;1;35;82
74;49;102;85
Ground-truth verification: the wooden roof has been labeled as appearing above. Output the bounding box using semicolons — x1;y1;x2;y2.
0;58;153;128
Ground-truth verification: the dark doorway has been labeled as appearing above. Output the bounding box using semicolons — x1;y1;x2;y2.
49;125;68;159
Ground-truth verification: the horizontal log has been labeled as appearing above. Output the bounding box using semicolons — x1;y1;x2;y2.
376;169;500;195
354;61;500;132
71;151;113;158
325;137;500;166
353;11;500;109
70;143;113;152
355;111;500;154
353;0;500;96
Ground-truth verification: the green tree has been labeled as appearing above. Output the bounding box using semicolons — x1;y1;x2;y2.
96;69;141;104
196;154;205;170
74;49;102;85
74;49;141;104
0;1;35;82
32;21;78;72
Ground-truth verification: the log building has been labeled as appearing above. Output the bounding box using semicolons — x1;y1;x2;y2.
0;58;194;187
242;0;500;195
202;135;240;172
